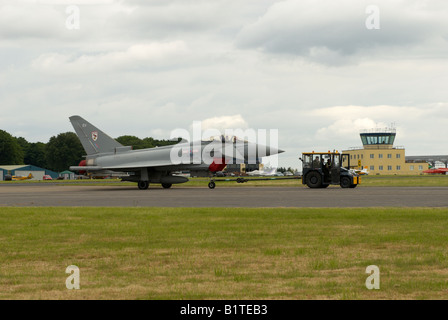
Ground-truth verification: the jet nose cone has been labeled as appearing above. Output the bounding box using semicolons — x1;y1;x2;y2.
239;142;285;160
266;146;284;157
256;145;284;157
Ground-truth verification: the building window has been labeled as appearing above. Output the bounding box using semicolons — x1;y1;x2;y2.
370;154;374;159
379;154;383;158
388;165;392;171
350;155;353;160
387;154;392;159
410;165;414;170
397;165;401;170
418;165;423;170
361;154;363;159
370;165;374;171
379;165;383;170
396;154;401;159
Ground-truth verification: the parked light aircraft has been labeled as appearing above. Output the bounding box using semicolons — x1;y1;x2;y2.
423;168;448;174
247;167;277;176
12;173;33;181
69;116;284;189
351;166;369;175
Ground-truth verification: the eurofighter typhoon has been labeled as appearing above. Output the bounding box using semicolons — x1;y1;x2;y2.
69;116;284;189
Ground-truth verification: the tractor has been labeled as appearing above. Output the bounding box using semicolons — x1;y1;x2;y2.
300;151;360;188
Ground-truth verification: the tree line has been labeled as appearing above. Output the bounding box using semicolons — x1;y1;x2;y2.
277;167;297;174
0;129;178;172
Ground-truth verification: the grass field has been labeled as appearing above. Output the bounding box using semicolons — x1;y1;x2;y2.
1;207;448;299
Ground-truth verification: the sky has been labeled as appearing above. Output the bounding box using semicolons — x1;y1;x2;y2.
1;0;447;169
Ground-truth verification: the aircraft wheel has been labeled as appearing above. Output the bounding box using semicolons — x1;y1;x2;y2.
208;181;216;189
306;172;322;188
138;181;149;190
162;183;172;189
340;177;351;188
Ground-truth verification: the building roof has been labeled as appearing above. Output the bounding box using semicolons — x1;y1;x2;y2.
59;170;74;174
0;165;28;170
406;155;448;163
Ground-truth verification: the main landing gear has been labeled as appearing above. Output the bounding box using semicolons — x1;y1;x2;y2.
138;181;173;189
138;181;149;190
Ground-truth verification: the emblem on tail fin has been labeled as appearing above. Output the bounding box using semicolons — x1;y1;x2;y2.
69;115;123;155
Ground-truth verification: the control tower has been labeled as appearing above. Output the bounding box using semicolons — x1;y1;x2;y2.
360;128;396;149
343;127;428;175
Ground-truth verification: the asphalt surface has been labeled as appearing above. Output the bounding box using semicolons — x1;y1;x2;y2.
1;183;448;207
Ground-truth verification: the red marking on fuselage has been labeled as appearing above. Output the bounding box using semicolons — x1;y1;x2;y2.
208;157;227;173
78;160;87;174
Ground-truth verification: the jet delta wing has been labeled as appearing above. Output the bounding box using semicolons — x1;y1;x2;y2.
69;115;284;190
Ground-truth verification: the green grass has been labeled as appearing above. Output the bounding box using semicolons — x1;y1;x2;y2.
359;175;448;187
1;207;448;299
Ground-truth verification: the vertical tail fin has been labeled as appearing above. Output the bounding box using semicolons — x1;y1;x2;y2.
69;115;123;155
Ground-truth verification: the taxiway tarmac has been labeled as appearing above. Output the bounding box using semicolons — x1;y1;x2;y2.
0;184;448;207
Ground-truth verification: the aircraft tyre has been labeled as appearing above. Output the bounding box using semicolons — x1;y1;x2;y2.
162;183;172;189
306;171;322;188
208;181;216;189
138;181;149;190
340;177;351;188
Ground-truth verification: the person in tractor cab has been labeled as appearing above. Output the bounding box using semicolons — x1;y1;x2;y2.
323;159;332;182
313;156;321;168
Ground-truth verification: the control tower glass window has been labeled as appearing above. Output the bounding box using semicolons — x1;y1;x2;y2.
360;132;396;146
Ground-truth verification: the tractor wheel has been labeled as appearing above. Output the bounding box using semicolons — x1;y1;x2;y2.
306;171;322;188
321;184;330;188
340;177;351;188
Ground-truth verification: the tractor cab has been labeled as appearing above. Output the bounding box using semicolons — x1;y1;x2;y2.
300;151;360;188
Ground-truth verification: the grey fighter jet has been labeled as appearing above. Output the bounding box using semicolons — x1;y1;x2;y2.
69;116;284;189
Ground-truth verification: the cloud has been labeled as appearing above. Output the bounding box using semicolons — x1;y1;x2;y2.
310;104;448;152
236;0;448;65
0;4;65;39
201;114;249;132
1;0;447;170
31;41;189;74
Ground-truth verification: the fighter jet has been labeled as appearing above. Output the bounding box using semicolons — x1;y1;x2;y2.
69;116;284;189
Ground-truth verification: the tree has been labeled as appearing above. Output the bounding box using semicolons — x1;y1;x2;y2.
116;135;146;150
45;132;84;172
0;130;24;164
117;135;181;149
150;137;181;147
25;142;48;168
277;167;286;173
